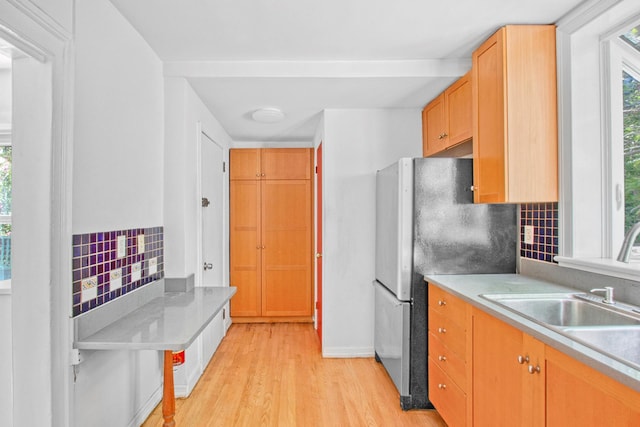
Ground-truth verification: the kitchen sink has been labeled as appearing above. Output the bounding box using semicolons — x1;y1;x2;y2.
481;293;640;327
481;292;640;370
562;326;640;369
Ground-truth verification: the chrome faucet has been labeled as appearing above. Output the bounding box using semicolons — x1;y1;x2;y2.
590;286;615;304
617;221;640;263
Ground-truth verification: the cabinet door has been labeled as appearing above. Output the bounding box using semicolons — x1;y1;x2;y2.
261;148;312;180
229;180;262;316
230;149;261;180
422;93;447;156
472;28;506;203
546;347;640;426
261;180;312;316
473;309;545;426
473;308;523;426
445;71;472;146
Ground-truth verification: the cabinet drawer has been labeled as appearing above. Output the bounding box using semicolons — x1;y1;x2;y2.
429;358;467;427
429;308;466;358
429;284;466;328
429;331;466;391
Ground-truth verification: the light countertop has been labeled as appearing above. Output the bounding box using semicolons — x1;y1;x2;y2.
74;286;236;351
425;274;640;393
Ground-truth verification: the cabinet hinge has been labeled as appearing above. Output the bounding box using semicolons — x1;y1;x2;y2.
223;161;226;173
315;166;318;174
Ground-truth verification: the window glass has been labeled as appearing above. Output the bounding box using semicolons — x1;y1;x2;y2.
621;24;640;53
0;145;10;280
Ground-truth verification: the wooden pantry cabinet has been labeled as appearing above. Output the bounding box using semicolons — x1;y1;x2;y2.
428;284;472;427
472;25;558;203
422;71;472;157
229;148;313;320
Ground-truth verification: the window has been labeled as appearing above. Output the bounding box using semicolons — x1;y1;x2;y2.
555;0;640;279
0;50;9;283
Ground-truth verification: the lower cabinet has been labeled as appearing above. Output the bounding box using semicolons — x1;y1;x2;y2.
428;284;472;427
428;283;640;427
472;308;545;427
545;346;640;426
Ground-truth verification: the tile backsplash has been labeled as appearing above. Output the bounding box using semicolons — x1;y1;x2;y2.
520;203;558;263
72;227;164;317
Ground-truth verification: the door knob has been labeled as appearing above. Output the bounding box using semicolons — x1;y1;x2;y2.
201;197;210;207
203;262;213;271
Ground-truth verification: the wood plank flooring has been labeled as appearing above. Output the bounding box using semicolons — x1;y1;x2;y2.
142;323;446;427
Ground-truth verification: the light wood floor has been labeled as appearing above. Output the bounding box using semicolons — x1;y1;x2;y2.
143;323;447;427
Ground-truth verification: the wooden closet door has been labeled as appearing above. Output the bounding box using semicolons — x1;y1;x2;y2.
261;148;312;180
261;179;312;316
230;148;261;180
229;180;262;316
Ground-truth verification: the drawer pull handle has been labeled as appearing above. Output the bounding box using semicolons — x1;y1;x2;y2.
438;383;447;389
528;364;541;374
438;355;447;362
517;355;529;364
438;300;446;306
438;327;446;334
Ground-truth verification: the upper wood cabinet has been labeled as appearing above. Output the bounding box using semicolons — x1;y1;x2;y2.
230;148;312;180
422;71;472;157
472;25;558;203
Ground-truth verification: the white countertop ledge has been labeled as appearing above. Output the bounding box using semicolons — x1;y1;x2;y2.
74;286;236;351
424;274;640;393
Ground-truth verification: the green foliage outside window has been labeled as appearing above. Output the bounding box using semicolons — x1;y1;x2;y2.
623;71;640;234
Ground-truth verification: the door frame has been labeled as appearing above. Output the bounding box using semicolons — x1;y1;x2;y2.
0;3;74;425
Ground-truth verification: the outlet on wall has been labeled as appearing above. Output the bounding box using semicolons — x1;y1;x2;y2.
117;235;126;258
524;225;535;245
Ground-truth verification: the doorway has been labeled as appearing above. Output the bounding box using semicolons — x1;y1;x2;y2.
199;130;225;287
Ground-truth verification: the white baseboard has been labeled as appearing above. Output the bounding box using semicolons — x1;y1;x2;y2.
128;385;163;427
175;363;203;398
322;347;375;358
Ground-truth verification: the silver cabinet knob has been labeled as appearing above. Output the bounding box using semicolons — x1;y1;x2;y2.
437;383;447;389
438;300;446;306
203;263;213;271
437;327;446;334
316;253;323;258
438;355;447;362
517;355;530;364
528;364;541;374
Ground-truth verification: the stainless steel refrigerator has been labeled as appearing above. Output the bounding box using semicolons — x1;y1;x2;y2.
374;157;517;410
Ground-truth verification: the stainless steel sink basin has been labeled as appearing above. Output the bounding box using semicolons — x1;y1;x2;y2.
481;292;640;370
562;326;640;369
481;293;640;327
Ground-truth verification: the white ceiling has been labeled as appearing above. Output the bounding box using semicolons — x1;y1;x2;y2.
109;0;585;142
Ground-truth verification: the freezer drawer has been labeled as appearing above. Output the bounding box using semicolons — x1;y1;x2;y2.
374;281;410;396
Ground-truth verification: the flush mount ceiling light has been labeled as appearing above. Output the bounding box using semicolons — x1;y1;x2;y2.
251;107;285;123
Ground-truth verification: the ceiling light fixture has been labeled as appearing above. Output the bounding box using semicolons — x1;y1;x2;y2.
251;107;285;123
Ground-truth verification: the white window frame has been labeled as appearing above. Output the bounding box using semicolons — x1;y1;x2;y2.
555;0;640;280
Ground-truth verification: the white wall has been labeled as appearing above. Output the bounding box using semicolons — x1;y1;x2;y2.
321;109;422;356
27;0;73;34
164;76;233;396
0;68;11;123
0;293;11;426
164;77;232;280
72;0;165;425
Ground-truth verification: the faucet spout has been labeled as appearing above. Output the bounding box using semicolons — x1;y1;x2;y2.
617;221;640;263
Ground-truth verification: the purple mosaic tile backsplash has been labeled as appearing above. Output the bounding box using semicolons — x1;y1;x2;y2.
72;227;164;317
520;203;558;263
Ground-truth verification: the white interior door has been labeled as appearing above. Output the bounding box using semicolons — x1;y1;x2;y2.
201;132;224;286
